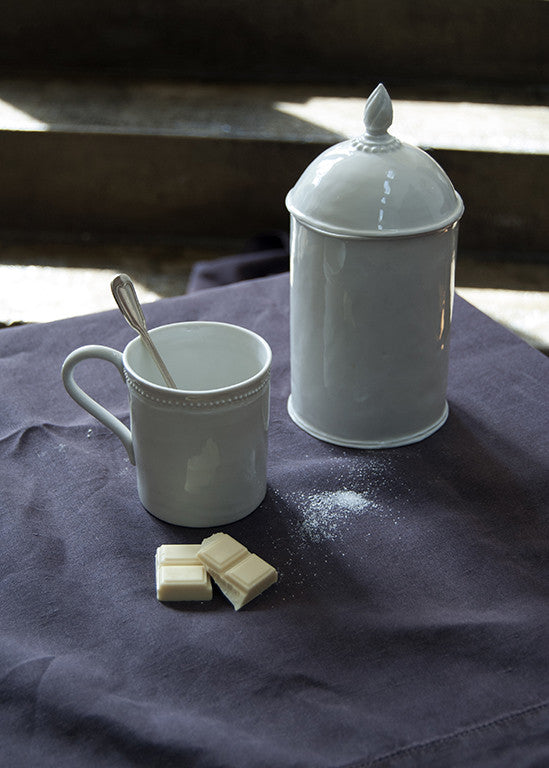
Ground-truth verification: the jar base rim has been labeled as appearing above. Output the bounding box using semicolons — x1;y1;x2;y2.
287;397;449;449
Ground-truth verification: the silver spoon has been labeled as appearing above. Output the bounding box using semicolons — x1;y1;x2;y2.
111;273;177;389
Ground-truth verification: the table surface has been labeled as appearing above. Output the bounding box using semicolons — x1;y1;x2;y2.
1;272;548;768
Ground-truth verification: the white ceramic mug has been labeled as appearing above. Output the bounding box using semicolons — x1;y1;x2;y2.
62;321;272;527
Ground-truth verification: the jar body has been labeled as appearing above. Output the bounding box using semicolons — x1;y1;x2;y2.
288;219;459;447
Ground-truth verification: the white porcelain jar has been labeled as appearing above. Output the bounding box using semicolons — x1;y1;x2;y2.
286;84;464;448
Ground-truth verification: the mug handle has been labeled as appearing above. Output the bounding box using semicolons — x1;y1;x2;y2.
61;345;135;465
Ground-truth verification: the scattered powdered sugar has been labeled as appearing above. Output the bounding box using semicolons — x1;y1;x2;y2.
295;489;380;543
270;452;408;546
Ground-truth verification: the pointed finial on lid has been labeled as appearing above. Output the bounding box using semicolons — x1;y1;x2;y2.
363;83;393;136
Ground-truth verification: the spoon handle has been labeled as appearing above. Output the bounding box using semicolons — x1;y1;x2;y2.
111;274;177;389
139;332;178;390
111;273;147;334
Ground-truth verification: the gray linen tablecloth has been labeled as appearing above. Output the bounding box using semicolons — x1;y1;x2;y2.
1;271;548;767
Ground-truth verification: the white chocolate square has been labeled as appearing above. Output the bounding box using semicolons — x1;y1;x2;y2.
155;545;212;602
156;565;212;602
225;553;277;592
156;544;202;568
198;533;277;610
223;554;278;610
198;533;248;575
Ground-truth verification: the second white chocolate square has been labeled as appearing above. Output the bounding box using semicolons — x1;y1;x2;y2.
155;544;212;602
156;564;212;602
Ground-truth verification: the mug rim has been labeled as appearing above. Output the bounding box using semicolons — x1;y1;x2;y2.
122;320;272;399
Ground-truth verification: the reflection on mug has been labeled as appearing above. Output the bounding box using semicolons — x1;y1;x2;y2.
185;438;221;494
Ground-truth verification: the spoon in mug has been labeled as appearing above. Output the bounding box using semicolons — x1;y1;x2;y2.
111;273;178;389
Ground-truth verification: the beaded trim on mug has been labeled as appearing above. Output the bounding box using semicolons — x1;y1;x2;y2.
124;372;269;408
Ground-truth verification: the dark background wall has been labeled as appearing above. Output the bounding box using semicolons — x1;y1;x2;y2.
0;0;546;86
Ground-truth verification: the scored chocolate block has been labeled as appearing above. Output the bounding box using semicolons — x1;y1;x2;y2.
155;544;213;601
198;533;277;610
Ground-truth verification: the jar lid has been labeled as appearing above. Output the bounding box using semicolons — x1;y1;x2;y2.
286;84;464;238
